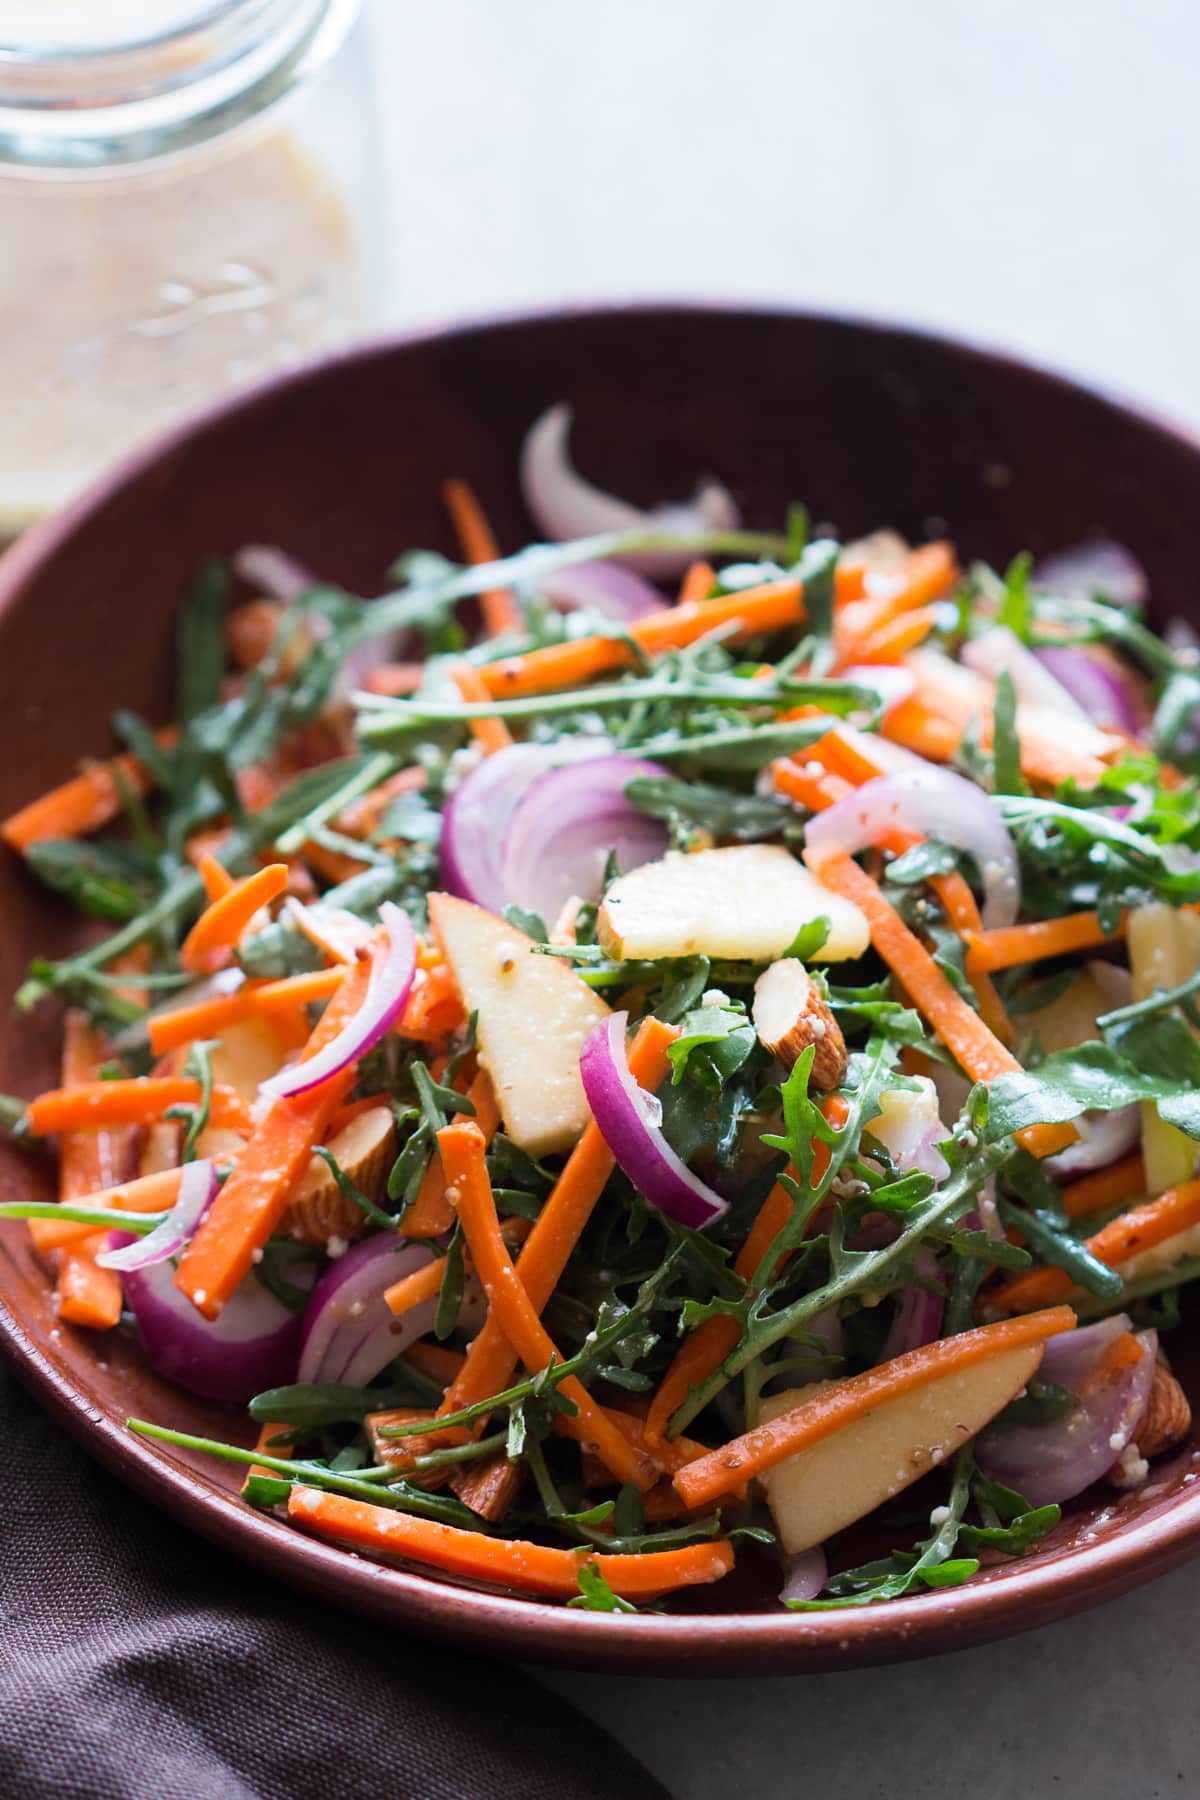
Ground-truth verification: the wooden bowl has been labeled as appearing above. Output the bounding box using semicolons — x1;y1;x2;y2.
3;304;1200;1675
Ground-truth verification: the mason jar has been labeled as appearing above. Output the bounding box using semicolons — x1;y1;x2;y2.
0;0;385;530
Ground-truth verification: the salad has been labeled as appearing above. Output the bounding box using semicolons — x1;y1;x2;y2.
3;408;1198;1614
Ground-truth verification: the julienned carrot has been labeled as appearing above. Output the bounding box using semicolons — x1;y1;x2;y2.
645;1097;848;1446
175;951;376;1318
1061;1155;1146;1222
401;1069;501;1241
147;967;346;1056
360;663;426;698
775;729;1012;1042
966;911;1126;974
673;1305;1078;1508
1;725;178;853
288;1486;733;1599
832;543;959;667
243;1419;296;1494
678;560;716;604
478;575;805;700
197;851;235;904
46;1010;128;1327
806;847;1074;1159
438;1018;678;1425
26;1078;253;1137
986;1178;1200;1315
405;1340;466;1386
394;959;466;1045
1075;1329;1143;1398
854;605;940;664
179;862;290;972
28;1167;198;1254
442;477;523;639
883;697;961;763
438;1122;653;1490
451;664;514;757
383;1255;447;1320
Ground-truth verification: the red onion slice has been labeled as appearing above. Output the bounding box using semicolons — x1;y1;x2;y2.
805;768;1020;928
287;898;373;964
1039;1314;1132;1390
1033;646;1142;733
780;1547;828;1605
579;1012;728;1231
539;560;665;622
880;1246;945;1361
962;626;1089;720
1046;1103;1141;1178
260;902;416;1101
1034;541;1148;612
501;754;671;922
118;1239;307;1405
96;1159;218;1273
439;738;615;915
297;1230;486;1388
520;404;740;577
232;544;317;601
975;1323;1156;1506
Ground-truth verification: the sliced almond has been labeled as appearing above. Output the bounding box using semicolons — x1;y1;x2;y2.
448;1453;522;1522
364;1407;447;1490
752;959;847;1092
283;1105;397;1247
1136;1362;1192;1459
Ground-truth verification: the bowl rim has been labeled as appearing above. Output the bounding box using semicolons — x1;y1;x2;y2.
5;298;1200;1675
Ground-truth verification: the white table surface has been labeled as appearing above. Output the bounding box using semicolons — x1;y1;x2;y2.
365;3;1200;1792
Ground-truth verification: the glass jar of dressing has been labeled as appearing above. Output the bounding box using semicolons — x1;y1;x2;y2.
0;0;385;530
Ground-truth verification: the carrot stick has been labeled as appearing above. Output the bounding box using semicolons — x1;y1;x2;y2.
26;1078;252;1136
147;967;346;1056
645;1098;849;1445
833;543;959;666
45;1010;130;1325
854;606;940;664
180;863;290;973
402;1069;501;1241
1;726;178;853
288;1486;733;1598
29;1167;199;1254
451;663;514;758
883;698;961;763
986;1178;1200;1314
678;561;715;604
1061;1154;1146;1222
360;663;426;698
438;1122;653;1490
442;477;523;639
174;952;376;1318
383;1256;447;1319
405;1340;466;1386
478;576;805;700
197;852;235;904
674;1305;1077;1508
965;911;1126;974
439;1018;678;1424
1075;1328;1143;1397
806;847;1074;1158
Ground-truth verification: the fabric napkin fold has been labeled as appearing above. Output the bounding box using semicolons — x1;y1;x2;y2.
0;1357;669;1800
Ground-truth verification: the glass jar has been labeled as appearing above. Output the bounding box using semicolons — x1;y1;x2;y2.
0;0;385;530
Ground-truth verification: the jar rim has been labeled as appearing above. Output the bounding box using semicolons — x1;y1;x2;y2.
0;0;360;172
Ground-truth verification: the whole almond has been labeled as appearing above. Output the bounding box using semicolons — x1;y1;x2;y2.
752;959;847;1092
1137;1362;1192;1458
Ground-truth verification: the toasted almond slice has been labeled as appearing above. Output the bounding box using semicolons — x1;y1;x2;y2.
752;959;847;1091
283;1104;396;1246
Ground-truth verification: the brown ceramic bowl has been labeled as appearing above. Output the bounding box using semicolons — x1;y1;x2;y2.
3;304;1200;1676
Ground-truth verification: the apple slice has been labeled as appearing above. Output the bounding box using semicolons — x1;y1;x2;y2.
759;1341;1043;1554
596;845;869;964
428;892;611;1157
208;1018;286;1103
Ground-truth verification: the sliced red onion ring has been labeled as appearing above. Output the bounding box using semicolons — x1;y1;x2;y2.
962;626;1089;720
1033;646;1141;732
805;768;1020;929
117;1237;308;1404
520;404;740;577
232;543;317;601
439;738;615;914
836;664;918;719
97;1160;218;1273
780;1547;828;1604
880;1246;945;1361
539;560;665;622
297;1230;487;1388
579;1012;728;1231
260;902;416;1100
501;754;671;921
1034;541;1148;612
975;1322;1156;1506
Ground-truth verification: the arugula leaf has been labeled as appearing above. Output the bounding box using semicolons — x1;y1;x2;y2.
625;775;792;843
984;1037;1200;1142
997;552;1032;639
668;995;756;1089
991;669;1022;795
782;916;831;961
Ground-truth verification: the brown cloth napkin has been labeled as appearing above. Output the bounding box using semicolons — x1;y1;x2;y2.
0;1358;670;1800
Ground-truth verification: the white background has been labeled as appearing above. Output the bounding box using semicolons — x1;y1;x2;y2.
365;4;1200;1793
